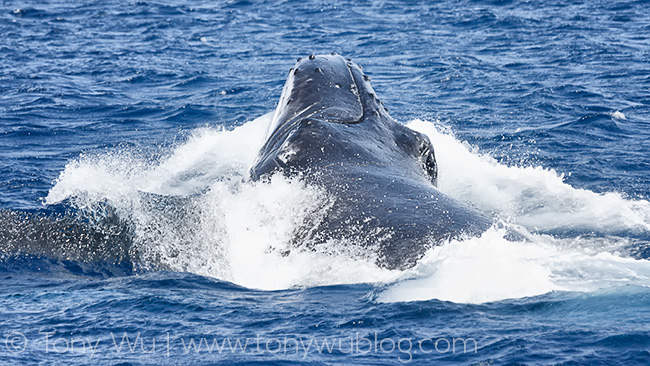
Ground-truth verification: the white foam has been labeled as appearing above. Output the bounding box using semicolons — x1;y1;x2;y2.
47;113;270;206
45;115;650;303
378;229;560;304
407;119;650;233
610;110;626;120
377;228;650;304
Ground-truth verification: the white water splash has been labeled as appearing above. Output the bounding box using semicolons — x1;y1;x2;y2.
46;115;650;303
407;119;650;233
377;228;650;304
610;111;626;120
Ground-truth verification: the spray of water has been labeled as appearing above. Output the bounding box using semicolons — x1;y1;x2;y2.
46;115;650;303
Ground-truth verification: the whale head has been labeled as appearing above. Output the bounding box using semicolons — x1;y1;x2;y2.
263;54;390;140
252;54;437;185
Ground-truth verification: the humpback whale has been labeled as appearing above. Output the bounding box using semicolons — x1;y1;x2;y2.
251;54;492;269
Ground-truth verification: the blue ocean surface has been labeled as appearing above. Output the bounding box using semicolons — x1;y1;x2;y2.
2;0;650;364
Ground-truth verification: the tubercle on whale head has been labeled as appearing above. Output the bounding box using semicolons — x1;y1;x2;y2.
345;58;391;118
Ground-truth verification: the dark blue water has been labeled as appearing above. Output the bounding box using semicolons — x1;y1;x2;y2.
2;0;650;364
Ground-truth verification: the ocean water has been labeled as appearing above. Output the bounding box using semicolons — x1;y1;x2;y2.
2;0;650;364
